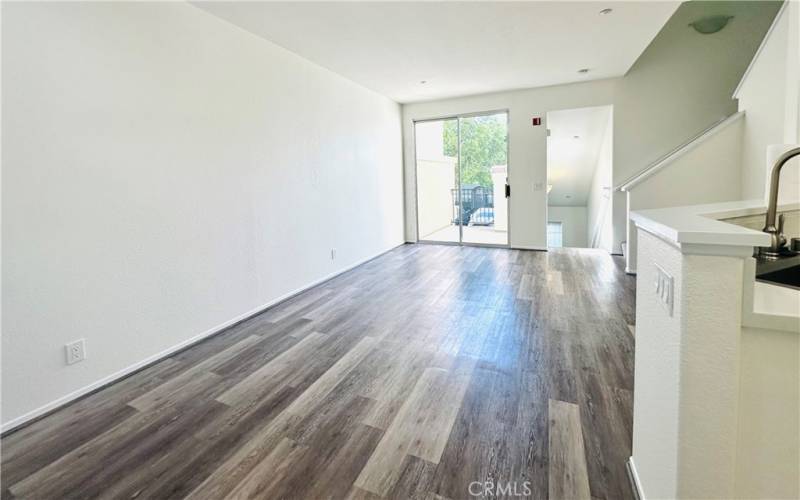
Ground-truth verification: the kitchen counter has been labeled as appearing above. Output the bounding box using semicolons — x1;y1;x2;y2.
631;199;800;332
629;199;800;248
629;196;800;500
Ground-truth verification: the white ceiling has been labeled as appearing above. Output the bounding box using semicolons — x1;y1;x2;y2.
547;105;612;206
193;1;679;103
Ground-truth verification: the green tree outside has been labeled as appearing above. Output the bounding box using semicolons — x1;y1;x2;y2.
442;115;507;188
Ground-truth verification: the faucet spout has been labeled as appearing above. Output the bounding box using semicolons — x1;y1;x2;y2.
761;146;800;258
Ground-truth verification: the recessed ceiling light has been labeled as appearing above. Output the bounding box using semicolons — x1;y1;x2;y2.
599;8;613;15
420;80;427;84
578;68;590;74
573;135;580;139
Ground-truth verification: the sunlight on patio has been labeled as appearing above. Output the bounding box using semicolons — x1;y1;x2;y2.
422;224;508;245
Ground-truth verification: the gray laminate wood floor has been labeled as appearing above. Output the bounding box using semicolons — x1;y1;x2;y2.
1;244;636;499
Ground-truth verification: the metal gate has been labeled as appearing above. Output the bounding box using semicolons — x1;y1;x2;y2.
451;185;494;225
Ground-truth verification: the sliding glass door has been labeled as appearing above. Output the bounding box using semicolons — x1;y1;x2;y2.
415;111;508;246
415;118;460;243
458;113;508;245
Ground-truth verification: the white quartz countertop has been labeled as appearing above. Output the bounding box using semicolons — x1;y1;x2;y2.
630;199;800;247
631;200;799;330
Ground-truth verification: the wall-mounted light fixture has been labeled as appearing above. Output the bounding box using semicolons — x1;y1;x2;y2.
689;15;733;34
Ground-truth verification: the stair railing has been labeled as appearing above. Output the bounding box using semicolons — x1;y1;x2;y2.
614;112;744;192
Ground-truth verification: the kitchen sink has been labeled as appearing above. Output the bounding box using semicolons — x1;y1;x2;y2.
756;254;800;290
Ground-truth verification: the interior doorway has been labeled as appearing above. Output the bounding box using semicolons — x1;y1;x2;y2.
545;105;613;250
415;111;509;247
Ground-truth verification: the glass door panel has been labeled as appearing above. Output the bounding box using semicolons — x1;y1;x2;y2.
415;112;509;246
415;118;461;243
460;112;508;245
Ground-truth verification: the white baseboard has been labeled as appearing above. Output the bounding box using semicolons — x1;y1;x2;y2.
1;242;405;434
512;245;548;251
626;457;646;500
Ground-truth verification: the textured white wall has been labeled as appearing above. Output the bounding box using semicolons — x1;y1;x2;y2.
632;230;683;499
1;2;404;427
633;226;798;499
634;229;744;499
402;79;617;249
678;252;743;499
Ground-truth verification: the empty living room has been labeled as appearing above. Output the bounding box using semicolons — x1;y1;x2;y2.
2;1;799;499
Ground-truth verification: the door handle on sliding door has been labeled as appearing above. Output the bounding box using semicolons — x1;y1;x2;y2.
505;184;511;198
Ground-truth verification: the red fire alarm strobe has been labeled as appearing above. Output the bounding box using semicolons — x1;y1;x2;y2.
532;117;542;126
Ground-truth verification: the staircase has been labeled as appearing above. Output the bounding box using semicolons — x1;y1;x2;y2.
616;112;746;274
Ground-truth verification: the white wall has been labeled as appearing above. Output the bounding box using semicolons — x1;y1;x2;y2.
402;79;617;250
417;159;456;238
737;1;800;203
633;229;745;499
634;226;799;499
632;230;684;499
546;105;612;207
625;114;745;273
415;119;451;162
402;2;778;253
625;1;798;273
547;206;588;248
613;1;783;252
1;2;404;428
586;111;613;251
415;120;457;238
735;325;800;500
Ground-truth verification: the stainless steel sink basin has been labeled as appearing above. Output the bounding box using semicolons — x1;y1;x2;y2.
756;254;800;290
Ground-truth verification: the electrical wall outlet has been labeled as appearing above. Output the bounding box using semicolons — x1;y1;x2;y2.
65;339;86;365
653;264;674;316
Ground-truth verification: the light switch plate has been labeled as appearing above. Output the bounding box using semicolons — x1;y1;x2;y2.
653;264;674;316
